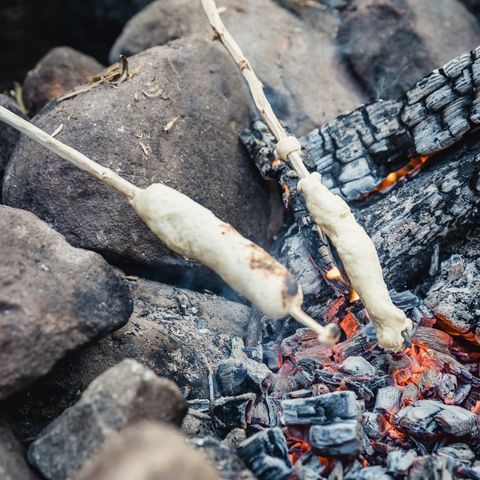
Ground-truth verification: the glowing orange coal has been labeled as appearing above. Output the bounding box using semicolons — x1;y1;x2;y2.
272;158;282;169
282;184;291;207
360;155;430;199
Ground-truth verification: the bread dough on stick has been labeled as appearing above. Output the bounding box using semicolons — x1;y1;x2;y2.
130;184;339;344
298;173;413;351
0;105;338;343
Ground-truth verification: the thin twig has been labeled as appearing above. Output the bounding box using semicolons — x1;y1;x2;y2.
201;0;309;179
0;105;139;199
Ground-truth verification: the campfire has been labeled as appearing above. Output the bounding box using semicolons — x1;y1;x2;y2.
0;1;479;480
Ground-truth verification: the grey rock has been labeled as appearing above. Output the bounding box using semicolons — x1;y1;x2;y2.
22;46;104;115
337;0;480;99
4;41;274;288
0;205;131;400
28;360;187;480
109;0;364;133
76;421;220;480
0;95;24;194
0;422;38;480
0;278;251;442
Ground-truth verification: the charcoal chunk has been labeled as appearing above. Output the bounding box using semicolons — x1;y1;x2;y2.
280;391;358;425
393;400;479;439
309;421;362;457
211;393;256;435
215;359;248;397
237;428;292;480
374;386;401;415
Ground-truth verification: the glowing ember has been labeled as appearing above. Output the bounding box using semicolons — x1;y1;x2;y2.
282;184;291;208
360;155;430;199
325;266;345;282
272;158;282;169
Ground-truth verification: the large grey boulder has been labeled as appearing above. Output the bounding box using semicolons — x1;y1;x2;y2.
4;40;275;288
28;360;188;480
0;205;132;400
0;278;253;442
109;0;364;132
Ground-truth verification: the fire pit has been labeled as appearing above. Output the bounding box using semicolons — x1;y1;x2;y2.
0;1;479;480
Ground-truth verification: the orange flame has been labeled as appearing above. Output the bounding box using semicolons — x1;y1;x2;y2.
325;266;346;283
360;155;430;199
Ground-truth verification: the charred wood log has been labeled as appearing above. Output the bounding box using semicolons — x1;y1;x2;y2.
211;393;256;435
241;46;480;200
424;248;480;345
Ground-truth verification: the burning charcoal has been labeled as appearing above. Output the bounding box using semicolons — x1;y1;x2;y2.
418;369;440;398
412;326;453;355
250;397;280;428
339;356;376;377
231;338;272;390
401;384;418;408
342;378;375;402
211;393;256;436
407;455;453;480
365;376;395;396
215;359;248;397
363;412;387;440
188;399;211;413
437;443;475;465
294;452;328;480
333;325;378;361
346;462;393;479
452;383;472;405
386;450;417;476
190;436;255;480
237;428;292;480
280;391;359;426
393;400;480;439
309;420;362;457
437;373;458;403
262;342;283;371
390;290;421;311
374;387;401;415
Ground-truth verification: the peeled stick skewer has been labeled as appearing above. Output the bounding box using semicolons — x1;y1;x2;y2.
200;0;413;351
0;105;340;344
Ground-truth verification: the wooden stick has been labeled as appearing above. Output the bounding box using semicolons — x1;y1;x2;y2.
0;104;340;342
0;106;139;199
200;0;413;351
200;0;309;179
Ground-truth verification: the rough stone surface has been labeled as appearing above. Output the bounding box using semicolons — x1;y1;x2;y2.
0;278;253;442
0;422;38;480
338;0;480;99
4;41;274;289
22;47;104;115
28;360;187;480
0;205;132;400
76;421;220;480
0;95;24;194
109;0;364;133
